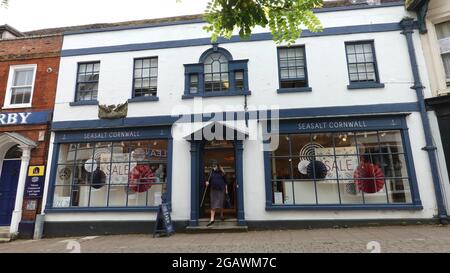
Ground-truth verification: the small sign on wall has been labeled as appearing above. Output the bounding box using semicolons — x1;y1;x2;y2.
24;166;46;198
28;166;45;177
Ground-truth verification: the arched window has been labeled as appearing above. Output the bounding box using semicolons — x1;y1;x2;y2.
204;52;229;92
183;46;250;98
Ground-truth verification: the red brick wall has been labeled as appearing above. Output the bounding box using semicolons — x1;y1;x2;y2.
0;35;62;61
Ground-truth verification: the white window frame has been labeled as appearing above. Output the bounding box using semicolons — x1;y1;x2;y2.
3;64;37;109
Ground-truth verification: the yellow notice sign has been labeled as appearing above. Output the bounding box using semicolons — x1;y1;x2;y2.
28;166;45;177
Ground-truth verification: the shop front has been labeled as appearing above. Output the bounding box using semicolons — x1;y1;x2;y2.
45;126;173;217
262;115;423;213
0;110;52;237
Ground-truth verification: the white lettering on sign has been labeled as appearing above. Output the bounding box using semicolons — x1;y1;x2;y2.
83;131;142;140
298;120;368;131
7;113;18;124
0;112;33;125
19;112;32;124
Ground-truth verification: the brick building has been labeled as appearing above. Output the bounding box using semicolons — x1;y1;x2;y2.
0;29;62;238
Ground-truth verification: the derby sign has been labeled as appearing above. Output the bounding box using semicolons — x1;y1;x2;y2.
0;111;50;126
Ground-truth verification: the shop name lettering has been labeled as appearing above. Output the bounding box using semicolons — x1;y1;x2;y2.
298;121;368;130
83;131;141;140
0;113;32;125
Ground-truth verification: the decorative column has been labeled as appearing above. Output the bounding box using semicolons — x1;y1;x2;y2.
235;140;246;226
10;146;31;235
400;18;448;223
189;141;200;226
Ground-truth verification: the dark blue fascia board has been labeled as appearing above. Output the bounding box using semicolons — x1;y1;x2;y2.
51;102;419;131
182;90;251;99
63;2;404;36
266;204;423;211
128;96;160;103
61;22;412;57
277;87;312;93
69;100;99;106
347;82;386;90
276;102;418;120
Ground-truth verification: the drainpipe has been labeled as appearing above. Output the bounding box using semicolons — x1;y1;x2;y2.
400;18;448;224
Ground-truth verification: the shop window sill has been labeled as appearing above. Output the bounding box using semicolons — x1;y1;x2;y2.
45;207;162;213
182;90;251;99
69;100;99;106
266;204;423;211
277;87;312;93
128;96;159;103
347;82;385;90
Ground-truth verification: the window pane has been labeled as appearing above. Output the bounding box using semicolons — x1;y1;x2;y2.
316;180;340;204
293;181;316;204
271;157;292;180
442;53;450;81
135;59;143;68
13;69;34;86
339;180;364;204
436;21;450;40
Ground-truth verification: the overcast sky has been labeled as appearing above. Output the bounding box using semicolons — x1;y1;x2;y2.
0;0;210;32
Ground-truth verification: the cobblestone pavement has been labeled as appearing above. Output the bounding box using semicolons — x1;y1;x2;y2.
1;224;450;253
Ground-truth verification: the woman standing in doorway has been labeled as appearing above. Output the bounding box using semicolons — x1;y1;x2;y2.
205;164;228;226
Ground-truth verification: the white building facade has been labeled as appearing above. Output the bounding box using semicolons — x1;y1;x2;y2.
41;1;450;236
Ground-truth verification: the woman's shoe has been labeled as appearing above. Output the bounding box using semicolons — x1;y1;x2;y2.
220;216;225;221
206;221;215;227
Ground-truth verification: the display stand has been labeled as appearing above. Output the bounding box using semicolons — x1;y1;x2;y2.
153;194;175;238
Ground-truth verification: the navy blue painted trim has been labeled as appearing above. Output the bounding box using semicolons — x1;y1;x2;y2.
46;143;60;210
277;103;418;120
128;96;159;103
63;2;404;36
347;82;386;89
61;22;409;57
45;207;159;213
277;87;312;93
51;102;420;131
400;18;448;221
234;140;246;226
182;90;251;99
69;100;99;106
266;204;423;211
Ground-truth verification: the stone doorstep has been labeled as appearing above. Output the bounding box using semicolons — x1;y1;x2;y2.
0;238;11;244
186;219;248;233
0;227;11;240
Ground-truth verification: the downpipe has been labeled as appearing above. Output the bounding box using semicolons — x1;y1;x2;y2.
400;18;448;224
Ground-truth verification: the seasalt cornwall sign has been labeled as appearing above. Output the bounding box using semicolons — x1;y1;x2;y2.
83;131;141;140
298;120;368;131
0;111;51;126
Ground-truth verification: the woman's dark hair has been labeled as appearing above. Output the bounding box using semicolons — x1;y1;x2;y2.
215;164;225;175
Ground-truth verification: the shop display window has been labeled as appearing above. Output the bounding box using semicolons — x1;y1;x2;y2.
269;130;413;206
52;140;168;209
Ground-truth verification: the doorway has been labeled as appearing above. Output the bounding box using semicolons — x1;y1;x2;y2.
199;140;237;220
0;145;22;226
